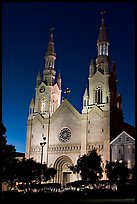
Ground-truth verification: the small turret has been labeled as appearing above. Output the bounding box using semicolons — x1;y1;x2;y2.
29;97;35;114
96;15;110;74
36;71;41;87
83;86;89;107
43;28;56;85
112;61;116;76
117;91;122;110
57;71;61;90
82;86;89;114
89;58;94;77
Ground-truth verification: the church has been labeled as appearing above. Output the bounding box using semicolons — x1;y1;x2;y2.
25;16;135;186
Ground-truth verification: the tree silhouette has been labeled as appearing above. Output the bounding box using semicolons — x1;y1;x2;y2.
1;124;57;191
105;160;130;185
70;149;103;187
2;123;16;186
131;164;135;184
43;167;57;182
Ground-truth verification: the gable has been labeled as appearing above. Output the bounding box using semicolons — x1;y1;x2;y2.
32;113;45;124
51;99;81;122
92;71;104;87
88;105;109;118
52;83;60;94
110;131;135;145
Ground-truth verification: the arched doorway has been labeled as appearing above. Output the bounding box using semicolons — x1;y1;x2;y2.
53;155;73;187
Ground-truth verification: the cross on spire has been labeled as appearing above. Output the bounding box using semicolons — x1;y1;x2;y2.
64;88;70;100
50;27;55;34
100;11;106;21
100;11;106;16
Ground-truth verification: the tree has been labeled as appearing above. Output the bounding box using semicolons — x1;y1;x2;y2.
105;160;130;185
131;164;135;184
43;167;57;182
15;158;57;191
70;149;103;187
2;123;16;185
1;123;57;191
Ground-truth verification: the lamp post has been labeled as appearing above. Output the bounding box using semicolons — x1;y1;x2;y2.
40;137;46;184
40;137;46;165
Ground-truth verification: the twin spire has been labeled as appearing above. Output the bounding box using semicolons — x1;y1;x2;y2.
97;16;108;43
45;28;56;57
36;28;61;89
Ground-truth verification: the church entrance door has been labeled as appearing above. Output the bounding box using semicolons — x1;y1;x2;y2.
54;155;73;186
63;172;71;187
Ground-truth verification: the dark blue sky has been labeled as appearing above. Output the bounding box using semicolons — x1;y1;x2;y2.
2;2;135;153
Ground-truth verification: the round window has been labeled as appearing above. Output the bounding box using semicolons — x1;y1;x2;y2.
59;127;71;143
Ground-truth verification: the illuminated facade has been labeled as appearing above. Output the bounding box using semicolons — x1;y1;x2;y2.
25;17;135;186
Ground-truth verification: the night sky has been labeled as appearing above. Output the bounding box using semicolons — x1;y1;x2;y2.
2;2;135;153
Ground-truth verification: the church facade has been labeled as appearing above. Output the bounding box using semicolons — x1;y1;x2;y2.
25;17;135;186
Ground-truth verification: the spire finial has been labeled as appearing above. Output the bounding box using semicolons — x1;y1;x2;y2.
100;11;106;22
50;27;55;35
100;11;106;17
49;27;55;43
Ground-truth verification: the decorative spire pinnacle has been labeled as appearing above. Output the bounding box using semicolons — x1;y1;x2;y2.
36;71;41;87
112;61;116;72
49;27;55;43
30;97;34;108
57;70;62;90
89;58;94;77
44;28;56;85
97;11;108;43
100;11;106;18
45;28;56;56
37;71;41;79
84;86;88;97
117;90;121;97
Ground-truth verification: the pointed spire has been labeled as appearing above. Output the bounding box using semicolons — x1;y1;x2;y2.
45;28;56;57
84;86;88;97
97;14;108;43
57;70;61;90
44;28;56;85
36;71;41;87
89;58;94;77
117;90;122;110
30;97;35;108
96;13;110;73
117;90;121;97
112;61;116;72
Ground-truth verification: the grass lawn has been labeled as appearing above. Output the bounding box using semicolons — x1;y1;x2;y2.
66;198;135;203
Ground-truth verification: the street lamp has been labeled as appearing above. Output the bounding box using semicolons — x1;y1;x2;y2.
40;136;46;165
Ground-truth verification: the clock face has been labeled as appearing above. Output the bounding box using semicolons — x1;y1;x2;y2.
40;86;45;93
59;127;71;143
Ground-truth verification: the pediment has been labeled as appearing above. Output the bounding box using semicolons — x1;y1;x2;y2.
110;131;135;145
88;105;109;118
32;113;45;124
52;83;60;94
51;99;81;121
93;71;104;81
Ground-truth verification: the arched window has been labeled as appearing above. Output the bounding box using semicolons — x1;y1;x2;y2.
41;97;46;113
95;90;97;103
84;99;86;106
99;45;103;55
95;88;102;104
106;96;108;103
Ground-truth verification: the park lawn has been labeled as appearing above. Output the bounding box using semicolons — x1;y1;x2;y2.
65;198;135;203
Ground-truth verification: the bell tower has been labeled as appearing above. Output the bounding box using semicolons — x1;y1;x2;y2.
29;28;62;119
82;14;110;113
96;16;110;74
